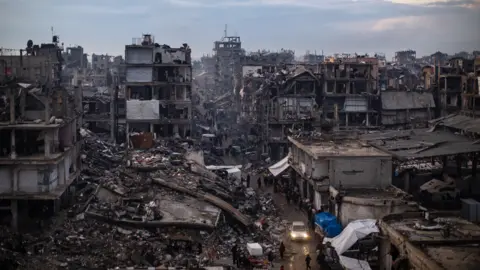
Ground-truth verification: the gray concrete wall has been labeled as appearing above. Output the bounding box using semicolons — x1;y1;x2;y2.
329;157;392;188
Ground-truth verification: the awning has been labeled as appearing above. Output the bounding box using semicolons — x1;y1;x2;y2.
268;154;290;176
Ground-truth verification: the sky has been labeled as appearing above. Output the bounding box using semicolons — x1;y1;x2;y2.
0;0;479;59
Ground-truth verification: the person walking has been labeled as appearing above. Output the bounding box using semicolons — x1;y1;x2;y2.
257;176;262;190
305;254;312;270
231;244;238;265
268;250;274;267
279;242;286;259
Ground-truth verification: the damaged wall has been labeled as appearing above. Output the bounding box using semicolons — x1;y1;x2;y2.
126;100;160;120
126;67;153;83
154;48;187;64
125;47;153;64
0;165;59;193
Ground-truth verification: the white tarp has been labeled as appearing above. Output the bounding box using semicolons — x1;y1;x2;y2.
339;256;372;270
268;154;290;176
324;219;379;255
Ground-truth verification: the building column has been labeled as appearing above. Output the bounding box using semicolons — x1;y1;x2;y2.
9;88;15;124
44;131;51;157
366;113;370;126
11;200;18;231
471;154;477;194
125;123;130;149
173;124;179;136
150;124;154;133
10;129;16;159
345;113;349;127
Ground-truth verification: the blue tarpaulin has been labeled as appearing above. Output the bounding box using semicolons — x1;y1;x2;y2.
314;212;342;238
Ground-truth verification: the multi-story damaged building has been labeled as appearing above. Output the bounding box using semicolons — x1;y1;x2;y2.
321;57;380;128
245;65;321;159
0;38;82;230
302;51;324;64
124;34;192;139
213;35;244;95
394;50;416;65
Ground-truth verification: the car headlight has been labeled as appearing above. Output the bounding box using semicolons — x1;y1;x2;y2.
303;233;309;238
290;232;297;238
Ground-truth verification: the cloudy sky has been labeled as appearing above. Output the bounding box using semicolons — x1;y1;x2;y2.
0;0;479;59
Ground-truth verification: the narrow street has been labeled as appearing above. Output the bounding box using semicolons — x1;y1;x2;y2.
254;180;322;270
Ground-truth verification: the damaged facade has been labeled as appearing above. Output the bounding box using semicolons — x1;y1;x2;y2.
322;57;380;128
0;37;82;230
125;34;192;139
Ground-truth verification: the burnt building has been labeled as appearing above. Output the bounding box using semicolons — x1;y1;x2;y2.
248;65;321;159
0;38;82;230
124;34;192;139
321;57;380;128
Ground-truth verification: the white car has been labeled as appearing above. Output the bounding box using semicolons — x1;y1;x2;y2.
289;221;310;241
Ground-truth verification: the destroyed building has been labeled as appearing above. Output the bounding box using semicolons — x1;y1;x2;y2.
124;34;192;139
82;86;126;142
302;51;324;64
65;46;86;69
321;57;380;128
437;57;475;117
0;37;82;230
285;134;416;226
242;64;321;160
244;49;295;66
395;50;417;65
213;35;244;96
379;211;480;270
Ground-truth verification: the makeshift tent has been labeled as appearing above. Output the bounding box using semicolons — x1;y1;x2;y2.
268;154;290;176
339;256;372;270
324;219;379;255
314;212;342;238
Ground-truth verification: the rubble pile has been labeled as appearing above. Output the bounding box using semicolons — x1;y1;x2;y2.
1;128;288;269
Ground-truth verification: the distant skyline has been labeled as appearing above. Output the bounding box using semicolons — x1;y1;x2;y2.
1;0;479;60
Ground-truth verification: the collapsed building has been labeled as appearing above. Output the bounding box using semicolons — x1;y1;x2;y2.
124;34;192;139
0;38;83;230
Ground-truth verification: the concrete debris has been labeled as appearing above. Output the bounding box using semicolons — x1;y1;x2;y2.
0;128;287;269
